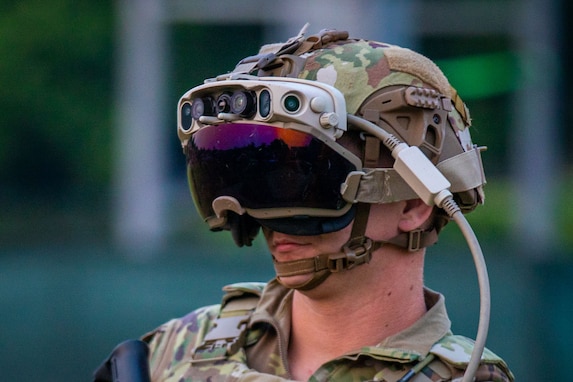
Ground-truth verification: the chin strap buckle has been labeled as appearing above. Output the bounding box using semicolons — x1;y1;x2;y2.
407;229;423;252
327;237;375;272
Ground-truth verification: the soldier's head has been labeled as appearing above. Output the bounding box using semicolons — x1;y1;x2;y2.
177;27;486;250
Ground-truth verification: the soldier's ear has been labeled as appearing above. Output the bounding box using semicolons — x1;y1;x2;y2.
398;199;433;232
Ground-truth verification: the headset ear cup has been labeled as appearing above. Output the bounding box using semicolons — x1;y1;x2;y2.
227;212;261;247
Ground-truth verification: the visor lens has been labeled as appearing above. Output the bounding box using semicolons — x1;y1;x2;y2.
187;123;356;219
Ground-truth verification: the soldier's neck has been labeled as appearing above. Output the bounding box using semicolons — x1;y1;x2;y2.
287;247;427;381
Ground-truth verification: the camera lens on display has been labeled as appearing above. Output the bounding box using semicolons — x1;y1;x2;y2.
216;93;232;114
231;91;256;117
191;99;205;119
283;94;301;113
259;89;271;118
190;97;215;120
181;102;193;130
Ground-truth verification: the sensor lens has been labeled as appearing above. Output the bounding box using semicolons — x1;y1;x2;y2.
259;89;271;118
283;94;300;113
181;101;193;130
190;97;215;120
191;99;205;119
216;93;232;114
231;91;256;117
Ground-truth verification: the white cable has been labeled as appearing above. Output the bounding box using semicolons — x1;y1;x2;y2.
347;114;490;381
450;207;490;382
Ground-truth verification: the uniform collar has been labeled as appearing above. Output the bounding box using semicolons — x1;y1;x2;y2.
251;279;451;360
370;288;452;358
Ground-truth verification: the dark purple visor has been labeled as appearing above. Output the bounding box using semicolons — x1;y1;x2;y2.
186;123;357;221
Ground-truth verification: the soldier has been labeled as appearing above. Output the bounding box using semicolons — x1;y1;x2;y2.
143;27;514;381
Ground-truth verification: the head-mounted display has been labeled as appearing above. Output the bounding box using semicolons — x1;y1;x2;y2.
179;76;362;234
178;74;485;240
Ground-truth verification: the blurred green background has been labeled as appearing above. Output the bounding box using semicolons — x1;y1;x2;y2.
1;1;572;381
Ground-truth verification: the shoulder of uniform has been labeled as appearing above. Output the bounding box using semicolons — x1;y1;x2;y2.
430;335;500;365
142;304;221;343
430;335;514;380
221;281;267;305
222;281;267;294
143;282;267;344
141;304;223;379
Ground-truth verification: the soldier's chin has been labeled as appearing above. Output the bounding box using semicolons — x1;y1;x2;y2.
277;274;315;290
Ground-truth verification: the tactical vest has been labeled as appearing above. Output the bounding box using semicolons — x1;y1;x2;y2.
151;282;513;382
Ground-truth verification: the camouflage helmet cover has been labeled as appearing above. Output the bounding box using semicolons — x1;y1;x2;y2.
271;36;485;215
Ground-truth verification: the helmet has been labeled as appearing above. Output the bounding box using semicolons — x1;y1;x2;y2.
178;28;485;249
177;27;486;288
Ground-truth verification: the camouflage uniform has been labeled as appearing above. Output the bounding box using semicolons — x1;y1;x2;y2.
144;279;513;381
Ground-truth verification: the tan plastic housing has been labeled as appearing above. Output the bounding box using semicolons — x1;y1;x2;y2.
359;85;452;164
178;76;349;149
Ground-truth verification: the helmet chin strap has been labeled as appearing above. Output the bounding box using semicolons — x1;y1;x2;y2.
272;203;378;291
272;238;380;291
272;202;440;291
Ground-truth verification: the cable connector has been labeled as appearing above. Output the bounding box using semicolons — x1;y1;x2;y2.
392;144;452;206
440;194;462;217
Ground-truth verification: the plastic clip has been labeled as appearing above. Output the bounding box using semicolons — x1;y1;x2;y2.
191;314;249;363
327;238;373;272
407;229;423;252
